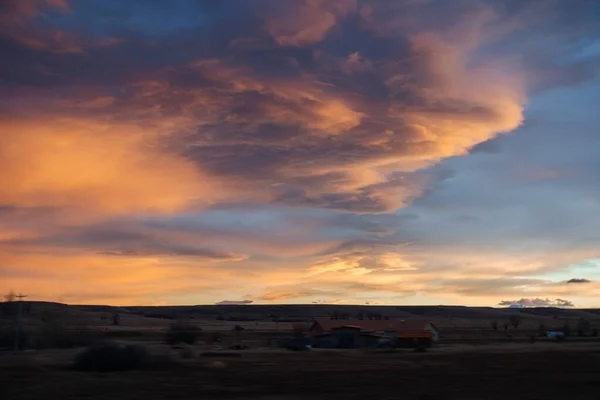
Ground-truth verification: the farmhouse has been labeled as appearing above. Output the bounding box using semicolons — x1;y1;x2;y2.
309;319;439;348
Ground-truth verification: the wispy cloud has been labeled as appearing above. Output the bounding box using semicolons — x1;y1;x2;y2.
498;298;575;308
566;278;592;284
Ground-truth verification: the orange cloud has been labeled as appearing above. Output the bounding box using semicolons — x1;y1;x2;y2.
394;33;525;159
2;0;594;307
264;0;357;46
0;118;218;213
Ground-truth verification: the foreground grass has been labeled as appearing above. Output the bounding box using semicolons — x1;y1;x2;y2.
3;343;600;400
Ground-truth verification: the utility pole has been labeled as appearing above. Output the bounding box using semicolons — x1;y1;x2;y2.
14;293;27;351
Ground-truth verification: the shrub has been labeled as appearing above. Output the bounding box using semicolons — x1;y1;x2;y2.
73;342;148;372
577;318;591;337
538;323;546;337
509;315;521;329
0;324;29;349
165;320;200;345
292;323;310;337
179;348;195;359
204;331;225;345
562;321;571;337
34;313;97;349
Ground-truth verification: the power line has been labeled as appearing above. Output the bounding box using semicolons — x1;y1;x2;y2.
14;293;28;351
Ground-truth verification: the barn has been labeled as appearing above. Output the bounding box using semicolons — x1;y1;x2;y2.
309;319;439;348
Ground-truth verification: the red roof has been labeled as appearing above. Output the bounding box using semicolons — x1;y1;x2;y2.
311;319;437;333
397;331;433;339
332;325;362;330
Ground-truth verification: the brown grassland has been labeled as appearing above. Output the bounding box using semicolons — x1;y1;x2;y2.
2;302;600;399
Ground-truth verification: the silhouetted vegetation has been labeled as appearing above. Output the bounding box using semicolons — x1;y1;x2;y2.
577;318;591;337
164;320;201;345
538;323;546;337
73;342;148;372
509;315;521;328
562;321;571;337
0;323;28;349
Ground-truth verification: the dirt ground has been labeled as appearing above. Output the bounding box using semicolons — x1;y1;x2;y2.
3;343;600;400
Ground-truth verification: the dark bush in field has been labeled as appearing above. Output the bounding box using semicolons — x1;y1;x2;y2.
0;325;29;349
164;320;201;345
74;342;148;372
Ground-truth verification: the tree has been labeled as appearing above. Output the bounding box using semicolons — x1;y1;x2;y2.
1;291;18;316
3;291;15;302
538;323;546;337
491;320;498;331
577;318;591;337
509;315;521;329
562;321;571;337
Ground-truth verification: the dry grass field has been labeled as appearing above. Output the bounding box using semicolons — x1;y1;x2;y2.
3;302;600;399
4;344;600;399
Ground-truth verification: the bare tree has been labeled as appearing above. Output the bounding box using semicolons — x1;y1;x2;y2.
562;321;571;337
577;318;590;337
538;323;545;337
3;291;16;302
509;315;521;329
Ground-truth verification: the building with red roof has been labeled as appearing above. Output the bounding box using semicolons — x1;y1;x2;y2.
309;318;439;348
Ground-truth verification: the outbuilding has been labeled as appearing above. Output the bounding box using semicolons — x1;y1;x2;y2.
309;318;439;348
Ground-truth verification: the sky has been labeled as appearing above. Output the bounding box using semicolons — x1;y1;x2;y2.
1;0;600;307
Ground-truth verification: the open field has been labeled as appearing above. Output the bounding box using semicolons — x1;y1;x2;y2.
3;343;600;399
3;303;600;399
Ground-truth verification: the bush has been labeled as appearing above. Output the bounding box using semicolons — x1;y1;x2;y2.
292;323;310;337
0;325;29;350
73;342;148;372
509;315;521;329
165;320;200;345
179;348;195;359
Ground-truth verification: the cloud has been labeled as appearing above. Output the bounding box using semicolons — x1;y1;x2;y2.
1;0;599;305
498;298;575;308
0;118;220;213
0;0;539;215
215;300;253;305
566;278;592;284
263;0;357;46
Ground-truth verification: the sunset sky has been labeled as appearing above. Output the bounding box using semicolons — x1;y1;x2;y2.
2;0;600;307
